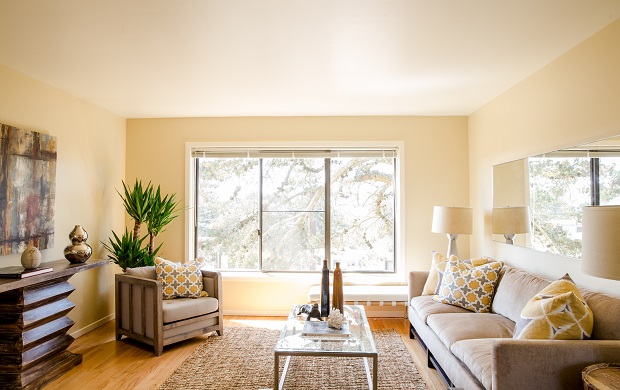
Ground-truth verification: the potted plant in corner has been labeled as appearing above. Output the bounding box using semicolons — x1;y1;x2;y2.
102;180;182;272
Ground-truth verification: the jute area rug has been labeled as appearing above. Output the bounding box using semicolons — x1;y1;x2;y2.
159;326;427;390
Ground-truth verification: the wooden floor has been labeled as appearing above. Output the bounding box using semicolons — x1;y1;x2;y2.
44;316;445;390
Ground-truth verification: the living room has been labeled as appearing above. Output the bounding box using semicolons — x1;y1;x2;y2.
1;1;620;389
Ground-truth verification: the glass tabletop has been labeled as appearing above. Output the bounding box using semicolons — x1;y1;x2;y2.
274;305;377;355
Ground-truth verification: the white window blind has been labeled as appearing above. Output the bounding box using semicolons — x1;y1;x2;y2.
191;146;398;159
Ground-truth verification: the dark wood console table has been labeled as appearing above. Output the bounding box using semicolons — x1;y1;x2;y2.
0;258;108;389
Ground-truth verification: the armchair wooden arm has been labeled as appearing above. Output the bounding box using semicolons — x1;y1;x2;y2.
201;269;222;300
115;273;164;353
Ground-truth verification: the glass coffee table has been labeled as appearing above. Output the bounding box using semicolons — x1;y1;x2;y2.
274;305;378;390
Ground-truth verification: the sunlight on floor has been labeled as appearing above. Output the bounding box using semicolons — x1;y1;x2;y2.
229;319;287;330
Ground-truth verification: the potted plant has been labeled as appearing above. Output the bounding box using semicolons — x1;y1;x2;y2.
102;180;182;272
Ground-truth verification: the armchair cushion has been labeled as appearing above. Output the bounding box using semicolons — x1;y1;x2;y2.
162;296;219;323
155;257;207;299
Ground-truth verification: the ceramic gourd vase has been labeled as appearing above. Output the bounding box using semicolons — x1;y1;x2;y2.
21;245;42;269
320;259;330;318
332;261;344;313
64;225;93;264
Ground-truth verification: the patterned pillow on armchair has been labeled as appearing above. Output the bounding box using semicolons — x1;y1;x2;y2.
155;257;207;299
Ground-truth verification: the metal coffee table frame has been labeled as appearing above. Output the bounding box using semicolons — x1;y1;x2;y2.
274;305;378;389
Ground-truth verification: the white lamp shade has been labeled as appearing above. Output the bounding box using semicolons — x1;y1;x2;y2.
492;206;531;234
431;206;472;234
581;205;620;280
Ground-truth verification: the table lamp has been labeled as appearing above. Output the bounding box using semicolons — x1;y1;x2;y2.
581;205;620;280
431;206;472;257
492;206;531;245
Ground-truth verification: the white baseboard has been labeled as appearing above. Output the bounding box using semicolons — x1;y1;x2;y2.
70;313;115;338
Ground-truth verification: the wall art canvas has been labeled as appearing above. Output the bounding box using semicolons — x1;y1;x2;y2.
0;123;57;255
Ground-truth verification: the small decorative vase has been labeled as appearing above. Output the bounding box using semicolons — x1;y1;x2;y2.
332;261;344;313
21;245;42;269
64;225;92;264
320;259;330;318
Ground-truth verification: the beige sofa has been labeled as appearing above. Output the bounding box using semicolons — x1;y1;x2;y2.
408;265;620;390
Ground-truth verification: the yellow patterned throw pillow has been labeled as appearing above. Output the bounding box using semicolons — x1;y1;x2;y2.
516;274;593;340
422;253;491;295
435;259;503;313
155;257;207;300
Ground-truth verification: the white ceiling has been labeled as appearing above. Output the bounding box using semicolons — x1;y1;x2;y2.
1;1;620;118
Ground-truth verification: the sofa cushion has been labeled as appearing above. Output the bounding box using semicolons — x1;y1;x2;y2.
162;296;219;324
410;295;471;324
517;274;593;340
450;338;495;390
581;289;620;340
427;313;514;349
492;265;550;336
435;260;503;313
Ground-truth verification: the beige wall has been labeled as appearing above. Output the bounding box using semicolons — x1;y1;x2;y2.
0;65;125;335
127;116;469;314
469;19;620;296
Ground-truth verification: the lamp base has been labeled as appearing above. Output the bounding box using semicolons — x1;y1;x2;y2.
446;234;459;257
504;234;515;245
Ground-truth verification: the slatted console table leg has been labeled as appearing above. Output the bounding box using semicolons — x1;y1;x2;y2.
0;259;108;390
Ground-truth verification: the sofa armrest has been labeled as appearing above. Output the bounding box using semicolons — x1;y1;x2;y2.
492;339;620;390
408;271;429;301
201;269;222;301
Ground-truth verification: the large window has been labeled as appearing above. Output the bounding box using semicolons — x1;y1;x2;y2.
192;147;397;272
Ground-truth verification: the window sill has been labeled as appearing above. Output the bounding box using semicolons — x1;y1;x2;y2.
220;271;406;285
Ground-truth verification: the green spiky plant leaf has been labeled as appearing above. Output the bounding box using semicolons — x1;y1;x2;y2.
118;180;155;241
101;228;153;272
104;180;183;271
146;186;184;254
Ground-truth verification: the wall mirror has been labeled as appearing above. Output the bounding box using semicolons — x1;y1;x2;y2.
492;135;620;259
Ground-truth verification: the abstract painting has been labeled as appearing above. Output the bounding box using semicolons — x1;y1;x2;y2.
0;123;57;255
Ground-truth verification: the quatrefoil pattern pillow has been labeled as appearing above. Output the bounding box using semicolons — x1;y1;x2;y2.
155;257;207;299
435;259;503;313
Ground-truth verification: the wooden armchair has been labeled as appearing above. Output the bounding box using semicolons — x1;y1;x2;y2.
115;266;223;356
